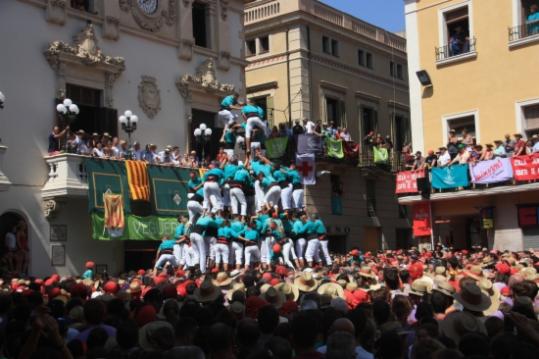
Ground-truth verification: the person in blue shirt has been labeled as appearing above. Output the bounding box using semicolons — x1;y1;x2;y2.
230;161;251;218
203;163;225;214
229;216;246;270
528;4;539;35
190;214;216;273
312;214;331;266
280;211;301;269
187;171;204;224
238;220;261;270
273;164;293;211
242;99;269;156
221;158;238;211
214;220;231;272
283;164;304;210
173;215;190;268
218;93;241;128
154;235;180;271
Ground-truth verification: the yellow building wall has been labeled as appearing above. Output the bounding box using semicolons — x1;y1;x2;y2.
416;0;539;151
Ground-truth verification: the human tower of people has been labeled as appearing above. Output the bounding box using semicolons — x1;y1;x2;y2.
154;94;330;274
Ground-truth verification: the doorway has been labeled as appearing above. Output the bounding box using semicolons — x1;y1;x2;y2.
362;226;381;252
191;109;219;162
0;212;29;276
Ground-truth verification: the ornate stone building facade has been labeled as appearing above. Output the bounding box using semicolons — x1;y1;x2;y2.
0;0;245;276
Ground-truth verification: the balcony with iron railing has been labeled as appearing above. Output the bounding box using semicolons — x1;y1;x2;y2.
508;20;539;47
435;37;477;65
244;0;406;53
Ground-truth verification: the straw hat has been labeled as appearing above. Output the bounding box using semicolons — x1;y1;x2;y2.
435;266;447;276
433;278;455;297
520;267;537;281
317;282;345;299
260;283;272;295
294;271;319;293
345;282;358;292
213;272;233;288
194;279;221;303
464;265;483;281
454;283;491;312
410;277;432;297
274;282;299;302
478;278;500;316
358;266;377;279
225;282;245;302
261;286;285;309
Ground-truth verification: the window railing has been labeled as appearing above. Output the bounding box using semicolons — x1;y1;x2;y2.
435;37;476;62
508;20;539;42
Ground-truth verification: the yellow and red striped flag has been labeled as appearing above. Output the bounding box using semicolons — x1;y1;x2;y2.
125;160;150;201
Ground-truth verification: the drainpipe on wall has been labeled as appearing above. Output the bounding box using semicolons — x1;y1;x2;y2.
286;28;292;127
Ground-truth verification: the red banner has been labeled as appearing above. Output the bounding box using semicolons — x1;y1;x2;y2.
395;169;425;194
511;153;539;181
412;202;431;237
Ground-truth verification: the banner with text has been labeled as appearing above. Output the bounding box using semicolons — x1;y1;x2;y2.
511;153;539;181
91;212;178;241
395;169;425;194
469;157;513;184
431;164;469;189
412;202;432;237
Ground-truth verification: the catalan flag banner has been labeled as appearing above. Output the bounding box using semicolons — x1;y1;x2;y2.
85;159;131;213
103;193;125;238
125;160;150;201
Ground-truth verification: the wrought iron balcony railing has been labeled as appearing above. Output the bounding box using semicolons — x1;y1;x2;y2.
508;20;539;42
435;37;476;62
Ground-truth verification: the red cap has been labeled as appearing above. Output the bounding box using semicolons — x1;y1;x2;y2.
176;269;186;278
137;269;146;276
501;286;511;296
245;296;268;319
85;261;95;269
408;262;424;280
272;243;282;254
270;278;280;286
350;249;360;257
275;265;288;277
495;262;511;275
103;281;119;294
262;272;273;282
353;289;369;304
153;275;168;286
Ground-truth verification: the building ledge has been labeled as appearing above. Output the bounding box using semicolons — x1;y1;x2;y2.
436;51;477;67
398;181;539;205
0;145;12;191
41;153;88;198
508;34;539;49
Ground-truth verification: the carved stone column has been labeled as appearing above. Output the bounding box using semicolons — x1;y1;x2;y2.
46;0;67;26
178;0;195;60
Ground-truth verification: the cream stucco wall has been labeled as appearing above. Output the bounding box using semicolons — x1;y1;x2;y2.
408;0;539;151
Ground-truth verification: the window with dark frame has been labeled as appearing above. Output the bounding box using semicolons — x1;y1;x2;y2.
361;107;378;139
397;64;404;79
366;52;373;69
331;39;339;57
390;61;395;77
523;103;539;138
443;6;471;57
246;39;256;56
447;115;475;138
192;1;210;48
322;36;330;54
358;49;365;66
63;84;118;137
366;179;376;217
259;35;269;53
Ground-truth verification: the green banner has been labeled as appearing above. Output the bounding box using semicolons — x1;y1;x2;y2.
86;159;131;213
325;138;344;159
148;165;190;216
91;212;178;241
265;137;288;159
373;147;389;164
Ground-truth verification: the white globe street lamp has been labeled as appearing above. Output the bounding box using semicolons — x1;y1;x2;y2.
118;110;139;156
55;97;79;151
193;123;213;162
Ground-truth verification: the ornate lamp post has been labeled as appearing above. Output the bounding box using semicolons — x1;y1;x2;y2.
119;110;139;157
193;123;212;162
56;98;79;151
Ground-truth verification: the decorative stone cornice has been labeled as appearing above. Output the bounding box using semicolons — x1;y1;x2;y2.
119;0;177;32
220;0;229;20
176;58;235;99
42;199;58;218
138;75;161;119
44;23;125;70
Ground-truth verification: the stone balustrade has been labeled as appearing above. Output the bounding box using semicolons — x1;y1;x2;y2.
42;153;88;198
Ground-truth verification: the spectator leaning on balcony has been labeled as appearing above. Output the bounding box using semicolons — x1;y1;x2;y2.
504;133;515;155
528;4;539;35
450;144;470;165
513;133;528;156
437;146;451;167
411;151;425;170
493;140;507;157
424;150;438;168
447;129;459;159
532;135;539;153
480;143;494;161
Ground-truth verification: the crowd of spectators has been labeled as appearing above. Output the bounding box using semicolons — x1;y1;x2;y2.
0;247;537;359
404;131;539;171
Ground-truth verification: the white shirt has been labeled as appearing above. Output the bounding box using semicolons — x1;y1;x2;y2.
305;121;316;134
341;132;352;142
532;142;539;153
438;151;451;166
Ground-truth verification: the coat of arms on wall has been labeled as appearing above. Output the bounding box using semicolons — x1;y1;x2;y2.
138;76;161;119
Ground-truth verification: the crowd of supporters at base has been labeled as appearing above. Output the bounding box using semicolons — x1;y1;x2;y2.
0;247;537;359
402;131;539;171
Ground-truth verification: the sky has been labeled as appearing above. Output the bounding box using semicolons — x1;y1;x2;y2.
320;0;405;33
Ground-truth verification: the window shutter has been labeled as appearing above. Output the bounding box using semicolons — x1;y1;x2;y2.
266;96;274;128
